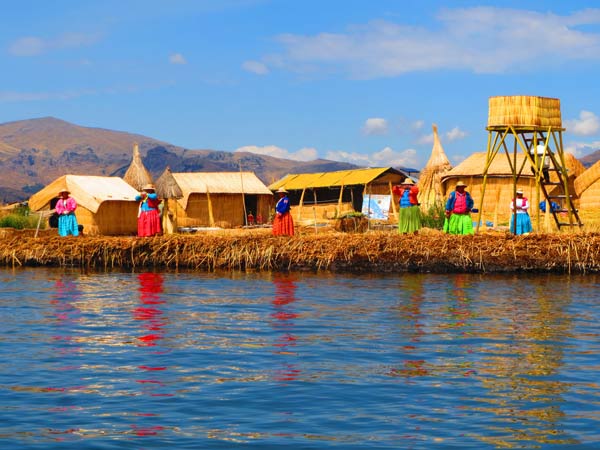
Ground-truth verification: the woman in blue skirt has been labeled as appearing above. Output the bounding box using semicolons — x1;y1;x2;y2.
509;189;532;235
55;189;79;236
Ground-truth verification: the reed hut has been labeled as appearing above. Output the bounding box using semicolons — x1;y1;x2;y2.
574;159;600;209
155;166;183;234
28;175;140;236
123;142;153;191
159;171;273;229
418;124;453;211
441;151;585;224
268;167;409;224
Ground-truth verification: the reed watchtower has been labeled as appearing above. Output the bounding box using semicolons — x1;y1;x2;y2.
476;95;582;233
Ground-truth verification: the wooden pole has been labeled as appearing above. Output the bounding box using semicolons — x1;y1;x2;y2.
239;162;247;226
337;184;344;218
206;187;215;227
298;188;306;222
388;181;397;221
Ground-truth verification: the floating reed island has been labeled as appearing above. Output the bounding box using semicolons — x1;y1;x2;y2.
2;229;600;274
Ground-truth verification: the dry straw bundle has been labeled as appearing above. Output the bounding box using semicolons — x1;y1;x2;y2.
488;96;562;128
418;124;453;210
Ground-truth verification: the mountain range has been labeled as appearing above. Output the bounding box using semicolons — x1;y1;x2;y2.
0;117;361;203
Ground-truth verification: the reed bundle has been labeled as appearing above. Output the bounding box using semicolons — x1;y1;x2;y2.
488;96;562;128
2;231;600;274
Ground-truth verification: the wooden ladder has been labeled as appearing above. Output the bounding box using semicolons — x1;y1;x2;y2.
524;136;583;230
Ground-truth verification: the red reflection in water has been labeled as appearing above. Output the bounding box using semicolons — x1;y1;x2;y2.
271;274;301;382
133;273;166;347
131;273;171;433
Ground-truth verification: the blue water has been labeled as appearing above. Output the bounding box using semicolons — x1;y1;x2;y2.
1;269;599;449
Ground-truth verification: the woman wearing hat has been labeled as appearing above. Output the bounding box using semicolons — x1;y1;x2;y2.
272;187;294;236
55;189;79;236
392;177;421;234
443;181;474;235
509;189;532;235
135;184;162;237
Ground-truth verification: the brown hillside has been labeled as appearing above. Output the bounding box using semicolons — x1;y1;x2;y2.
0;117;361;203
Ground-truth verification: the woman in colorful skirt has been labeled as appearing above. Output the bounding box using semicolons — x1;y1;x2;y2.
135;184;162;237
509;189;533;235
272;188;294;236
392;177;421;234
55;189;79;236
443;181;474;235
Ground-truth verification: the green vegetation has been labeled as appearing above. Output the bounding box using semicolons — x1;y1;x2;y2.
0;205;44;229
420;201;446;230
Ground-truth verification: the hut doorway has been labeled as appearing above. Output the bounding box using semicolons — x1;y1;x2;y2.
49;198;59;228
244;194;258;224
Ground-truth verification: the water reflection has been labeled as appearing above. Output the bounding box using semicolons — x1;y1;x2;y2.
474;276;577;447
50;277;83;356
270;273;301;382
2;269;600;449
132;272;170;438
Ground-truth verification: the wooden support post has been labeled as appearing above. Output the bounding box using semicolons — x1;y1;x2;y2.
388;181;397;220
206;188;215;227
337;184;344;218
298;188;306;222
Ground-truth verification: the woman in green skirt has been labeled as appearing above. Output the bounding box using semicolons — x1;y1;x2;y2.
443;181;474;235
392;178;421;234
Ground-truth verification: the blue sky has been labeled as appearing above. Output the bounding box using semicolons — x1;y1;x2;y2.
2;0;600;170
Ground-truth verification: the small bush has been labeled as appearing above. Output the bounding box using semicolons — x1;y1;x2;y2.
0;206;43;230
420;201;446;230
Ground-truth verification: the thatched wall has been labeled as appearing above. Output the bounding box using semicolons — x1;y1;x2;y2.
295;202;355;223
76;201;139;236
577;179;600;210
173;193;272;228
442;176;541;223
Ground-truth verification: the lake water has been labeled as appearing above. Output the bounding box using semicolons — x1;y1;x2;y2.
0;268;599;449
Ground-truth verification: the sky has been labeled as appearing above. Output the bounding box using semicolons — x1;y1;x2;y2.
2;0;600;171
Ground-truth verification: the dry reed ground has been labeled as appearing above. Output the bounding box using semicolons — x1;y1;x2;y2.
2;225;600;273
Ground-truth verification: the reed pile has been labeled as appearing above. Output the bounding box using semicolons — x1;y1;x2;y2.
2;231;600;273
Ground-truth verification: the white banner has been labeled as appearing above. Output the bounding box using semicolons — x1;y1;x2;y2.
361;194;391;220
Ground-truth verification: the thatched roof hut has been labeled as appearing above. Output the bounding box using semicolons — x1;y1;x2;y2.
269;167;409;224
574;159;600;209
123;143;153;191
441;151;585;223
417;124;452;210
161;171;273;229
29;175;140;236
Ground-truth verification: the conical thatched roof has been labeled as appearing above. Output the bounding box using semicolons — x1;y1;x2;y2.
155;166;183;199
123;143;153;191
417;124;453;209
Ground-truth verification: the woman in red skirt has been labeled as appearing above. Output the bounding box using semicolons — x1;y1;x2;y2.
272;188;294;236
135;184;162;237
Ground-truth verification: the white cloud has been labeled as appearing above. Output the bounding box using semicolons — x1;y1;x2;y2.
410;120;425;131
169;53;187;64
326;146;418;168
565;111;600;136
242;60;269;75
265;7;600;78
362;118;388;135
235;145;317;161
8;32;100;56
564;140;600;158
445;126;467;141
416;133;434;145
